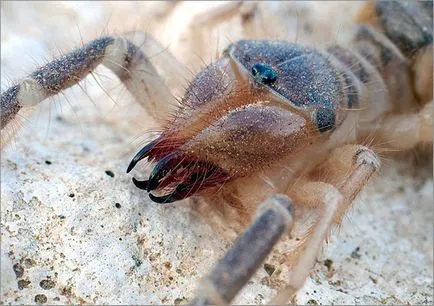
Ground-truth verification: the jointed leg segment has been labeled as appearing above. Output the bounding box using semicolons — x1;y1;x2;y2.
188;145;380;305
273;145;380;304
0;32;184;148
190;194;294;305
273;182;343;304
363;101;433;150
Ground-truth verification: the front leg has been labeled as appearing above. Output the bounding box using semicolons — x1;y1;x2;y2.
273;145;380;304
190;194;295;305
1;32;186;149
188;145;379;305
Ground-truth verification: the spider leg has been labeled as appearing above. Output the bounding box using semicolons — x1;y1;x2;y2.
272;145;380;304
187;0;295;60
413;45;433;104
190;194;294;305
360;100;433;150
0;32;186;148
188;1;243;57
186;1;261;60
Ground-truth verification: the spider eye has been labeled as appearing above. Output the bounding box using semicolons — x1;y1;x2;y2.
315;107;336;133
251;63;278;85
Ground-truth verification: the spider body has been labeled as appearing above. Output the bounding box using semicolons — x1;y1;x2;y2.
127;0;432;232
127;40;345;203
1;1;432;305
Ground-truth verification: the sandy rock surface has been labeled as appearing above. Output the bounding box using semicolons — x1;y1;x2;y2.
1;1;433;305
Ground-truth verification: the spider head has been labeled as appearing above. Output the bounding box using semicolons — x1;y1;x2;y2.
127;40;344;204
126;58;309;204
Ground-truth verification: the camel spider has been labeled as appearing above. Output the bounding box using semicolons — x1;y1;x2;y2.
1;1;432;305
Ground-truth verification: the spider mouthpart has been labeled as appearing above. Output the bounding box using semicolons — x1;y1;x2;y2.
129;143;231;204
147;166;224;204
126;140;157;173
148;184;188;204
149;192;177;204
131;177;149;190
147;152;179;192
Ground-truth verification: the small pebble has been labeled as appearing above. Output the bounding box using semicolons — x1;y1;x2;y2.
264;263;276;276
105;170;114;177
40;279;56;290
34;294;47;304
13;263;24;278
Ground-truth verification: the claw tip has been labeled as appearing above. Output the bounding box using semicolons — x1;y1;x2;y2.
126;161;136;173
132;177;149;190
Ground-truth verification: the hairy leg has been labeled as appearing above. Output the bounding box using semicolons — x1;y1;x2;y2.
0;32;186;148
186;145;380;304
187;1;244;59
190;194;294;305
185;1;285;62
272;145;380;304
413;46;433;104
362;100;433;150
